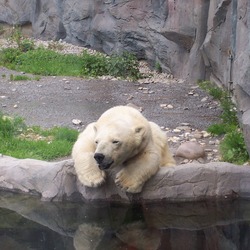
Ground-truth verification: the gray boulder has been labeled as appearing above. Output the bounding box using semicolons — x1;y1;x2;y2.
1;155;250;203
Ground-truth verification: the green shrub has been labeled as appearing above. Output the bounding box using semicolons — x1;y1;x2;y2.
220;130;249;164
0;114;26;138
198;80;249;164
81;51;108;77
207;123;237;136
108;52;141;80
18;39;35;52
155;62;162;73
0;48;21;65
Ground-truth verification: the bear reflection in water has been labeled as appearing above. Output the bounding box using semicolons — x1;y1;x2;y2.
1;195;250;250
72;106;175;193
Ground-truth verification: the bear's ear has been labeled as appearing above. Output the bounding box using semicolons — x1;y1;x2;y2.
134;126;145;135
93;123;97;133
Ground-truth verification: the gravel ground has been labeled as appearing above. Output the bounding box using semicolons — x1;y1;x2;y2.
0;40;223;163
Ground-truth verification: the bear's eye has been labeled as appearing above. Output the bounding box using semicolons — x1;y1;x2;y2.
112;140;120;144
95;140;98;144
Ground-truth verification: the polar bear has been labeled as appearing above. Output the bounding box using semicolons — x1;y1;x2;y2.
72;106;175;193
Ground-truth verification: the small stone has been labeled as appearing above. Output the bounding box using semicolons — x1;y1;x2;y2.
160;104;167;108
201;97;208;102
64;86;71;90
205;148;213;152
190;138;197;142
209;141;215;145
72;119;82;125
13;104;18;108
181;159;190;164
215;140;220;145
168;136;180;142
167;104;174;109
173;128;181;133
202;131;211;138
192;132;203;139
180;123;191;126
127;95;134;100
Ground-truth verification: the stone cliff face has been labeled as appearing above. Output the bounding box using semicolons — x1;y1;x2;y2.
0;0;250;151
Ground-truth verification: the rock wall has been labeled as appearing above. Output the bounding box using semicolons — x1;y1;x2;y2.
1;155;250;203
1;0;250;151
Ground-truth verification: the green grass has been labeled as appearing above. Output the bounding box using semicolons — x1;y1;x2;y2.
13;48;84;76
10;74;31;81
198;80;249;164
0;45;141;80
0;113;78;161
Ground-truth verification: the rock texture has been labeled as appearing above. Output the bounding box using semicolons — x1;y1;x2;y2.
1;0;250;153
1;155;250;203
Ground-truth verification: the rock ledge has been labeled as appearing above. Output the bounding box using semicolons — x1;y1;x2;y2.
0;155;250;203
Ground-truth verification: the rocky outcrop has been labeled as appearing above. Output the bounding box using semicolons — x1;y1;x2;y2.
1;0;250;152
1;155;250;203
0;0;208;78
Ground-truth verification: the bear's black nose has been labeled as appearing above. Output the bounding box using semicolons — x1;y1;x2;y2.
94;153;105;164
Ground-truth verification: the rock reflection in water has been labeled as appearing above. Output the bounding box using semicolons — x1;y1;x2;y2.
0;191;250;250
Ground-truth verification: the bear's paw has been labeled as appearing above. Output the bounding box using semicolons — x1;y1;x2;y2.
77;168;106;188
115;169;143;193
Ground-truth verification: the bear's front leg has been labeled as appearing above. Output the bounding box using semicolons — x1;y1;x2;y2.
74;153;106;187
115;151;160;193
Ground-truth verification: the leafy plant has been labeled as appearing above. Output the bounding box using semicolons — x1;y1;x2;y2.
155;61;162;73
220;130;249;164
8;26;34;52
0;114;26;138
207;123;237;136
108;52;141;80
81;51;108;77
0;48;21;65
198;80;249;164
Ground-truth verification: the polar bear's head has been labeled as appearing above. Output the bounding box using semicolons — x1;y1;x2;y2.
93;121;150;170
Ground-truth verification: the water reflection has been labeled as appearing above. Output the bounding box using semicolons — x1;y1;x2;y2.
0;191;250;250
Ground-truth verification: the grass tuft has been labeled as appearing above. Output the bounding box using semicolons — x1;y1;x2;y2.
0;113;78;161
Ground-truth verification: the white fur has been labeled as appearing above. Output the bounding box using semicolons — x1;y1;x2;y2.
72;106;175;193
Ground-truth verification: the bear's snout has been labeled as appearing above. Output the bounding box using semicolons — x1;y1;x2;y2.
94;153;114;170
94;153;105;164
